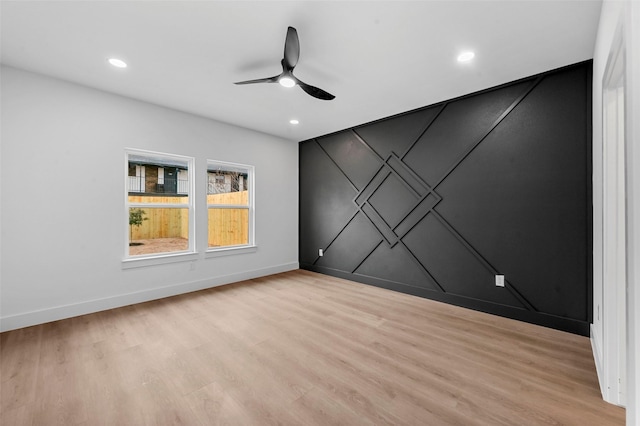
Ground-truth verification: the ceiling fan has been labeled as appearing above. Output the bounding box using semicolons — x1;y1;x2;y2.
234;26;335;101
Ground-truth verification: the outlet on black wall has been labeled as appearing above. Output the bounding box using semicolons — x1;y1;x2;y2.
299;61;592;335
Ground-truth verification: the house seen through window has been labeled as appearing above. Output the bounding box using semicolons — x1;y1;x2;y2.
126;150;194;257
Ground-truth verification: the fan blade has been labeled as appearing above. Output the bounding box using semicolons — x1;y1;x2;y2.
294;77;335;100
283;26;299;70
234;75;280;85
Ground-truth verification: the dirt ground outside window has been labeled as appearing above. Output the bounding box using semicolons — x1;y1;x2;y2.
129;237;188;256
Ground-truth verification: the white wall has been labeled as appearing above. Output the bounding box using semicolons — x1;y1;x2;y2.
0;66;299;331
592;0;640;423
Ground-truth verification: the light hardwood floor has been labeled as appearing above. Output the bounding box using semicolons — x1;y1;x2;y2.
1;270;625;425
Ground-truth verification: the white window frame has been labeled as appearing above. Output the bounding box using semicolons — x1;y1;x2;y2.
206;160;255;257
123;149;197;268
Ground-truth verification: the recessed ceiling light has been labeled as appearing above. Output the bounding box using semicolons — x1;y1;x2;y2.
279;77;295;88
289;119;299;125
108;58;127;68
457;51;475;63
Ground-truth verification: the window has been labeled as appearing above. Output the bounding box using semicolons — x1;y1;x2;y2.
125;149;195;260
207;160;254;250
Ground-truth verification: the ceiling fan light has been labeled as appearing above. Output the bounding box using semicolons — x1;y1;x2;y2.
279;77;295;88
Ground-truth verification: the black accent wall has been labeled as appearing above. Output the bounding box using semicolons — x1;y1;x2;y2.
299;61;592;335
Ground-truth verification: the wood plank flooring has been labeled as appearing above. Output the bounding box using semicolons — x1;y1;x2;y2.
1;270;625;425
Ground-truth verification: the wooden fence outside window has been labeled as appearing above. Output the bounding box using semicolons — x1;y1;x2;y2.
128;191;248;247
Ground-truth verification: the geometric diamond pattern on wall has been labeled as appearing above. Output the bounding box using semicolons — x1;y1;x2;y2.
354;153;441;247
300;61;592;335
368;173;418;229
315;84;540;306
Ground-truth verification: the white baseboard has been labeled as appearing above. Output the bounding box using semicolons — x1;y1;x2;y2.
0;262;298;332
591;323;606;399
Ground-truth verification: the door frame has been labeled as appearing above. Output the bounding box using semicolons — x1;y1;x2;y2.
597;20;627;407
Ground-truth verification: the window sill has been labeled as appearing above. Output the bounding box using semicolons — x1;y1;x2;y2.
205;245;257;258
122;251;199;269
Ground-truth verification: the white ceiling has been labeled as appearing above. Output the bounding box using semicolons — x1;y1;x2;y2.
1;1;602;142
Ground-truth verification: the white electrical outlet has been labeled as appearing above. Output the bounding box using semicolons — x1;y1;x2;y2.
495;275;505;287
319;248;323;257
